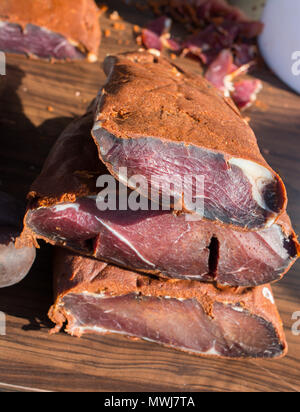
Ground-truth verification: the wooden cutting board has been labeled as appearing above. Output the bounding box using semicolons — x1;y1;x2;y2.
0;1;299;392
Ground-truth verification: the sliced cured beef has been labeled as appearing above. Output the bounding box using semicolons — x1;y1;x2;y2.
49;249;288;360
231;79;263;111
142;16;172;51
26;197;299;287
0;192;36;288
24;112;299;287
141;16;182;53
0;0;101;61
91;51;287;230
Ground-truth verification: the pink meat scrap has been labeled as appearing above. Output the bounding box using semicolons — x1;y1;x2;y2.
143;0;264;110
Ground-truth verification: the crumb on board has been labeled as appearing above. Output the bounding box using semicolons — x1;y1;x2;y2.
47;106;54;112
109;11;121;21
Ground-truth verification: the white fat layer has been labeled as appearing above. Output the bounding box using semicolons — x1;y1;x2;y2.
81;291;187;302
51;202;80;213
224;77;234;97
232;306;245;313
78;325;121;335
229;158;275;212
92;120;103;131
265;216;276;228
95;216;155;268
143;337;220;356
262;287;275;305
81;291;111;299
92;121;117;157
148;49;161;57
160;296;186;302
262;223;288;259
248;82;263;107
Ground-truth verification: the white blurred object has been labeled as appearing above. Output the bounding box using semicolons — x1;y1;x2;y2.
259;0;300;94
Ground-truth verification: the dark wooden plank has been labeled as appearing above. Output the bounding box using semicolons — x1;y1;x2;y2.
0;1;299;392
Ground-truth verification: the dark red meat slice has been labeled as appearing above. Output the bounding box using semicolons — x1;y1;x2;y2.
231;79;263;111
204;49;261;107
93;127;284;230
0;192;35;288
233;43;257;67
49;250;287;359
183;25;224;65
92;52;286;230
142;28;164;51
205;49;234;95
146;16;172;37
0;23;85;60
26;196;298;287
61;293;284;358
142;16;181;52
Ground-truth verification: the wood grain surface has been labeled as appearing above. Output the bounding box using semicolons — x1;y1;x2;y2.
0;1;299;392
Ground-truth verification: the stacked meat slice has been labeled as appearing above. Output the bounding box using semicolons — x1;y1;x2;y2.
23;51;299;359
0;0;101;61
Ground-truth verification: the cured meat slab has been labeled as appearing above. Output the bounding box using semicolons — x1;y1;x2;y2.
0;0;101;61
92;51;287;230
0;0;299;390
49;248;288;360
24;112;299;287
0;192;36;288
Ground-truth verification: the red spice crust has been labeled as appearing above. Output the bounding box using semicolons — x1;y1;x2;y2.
95;51;280;167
